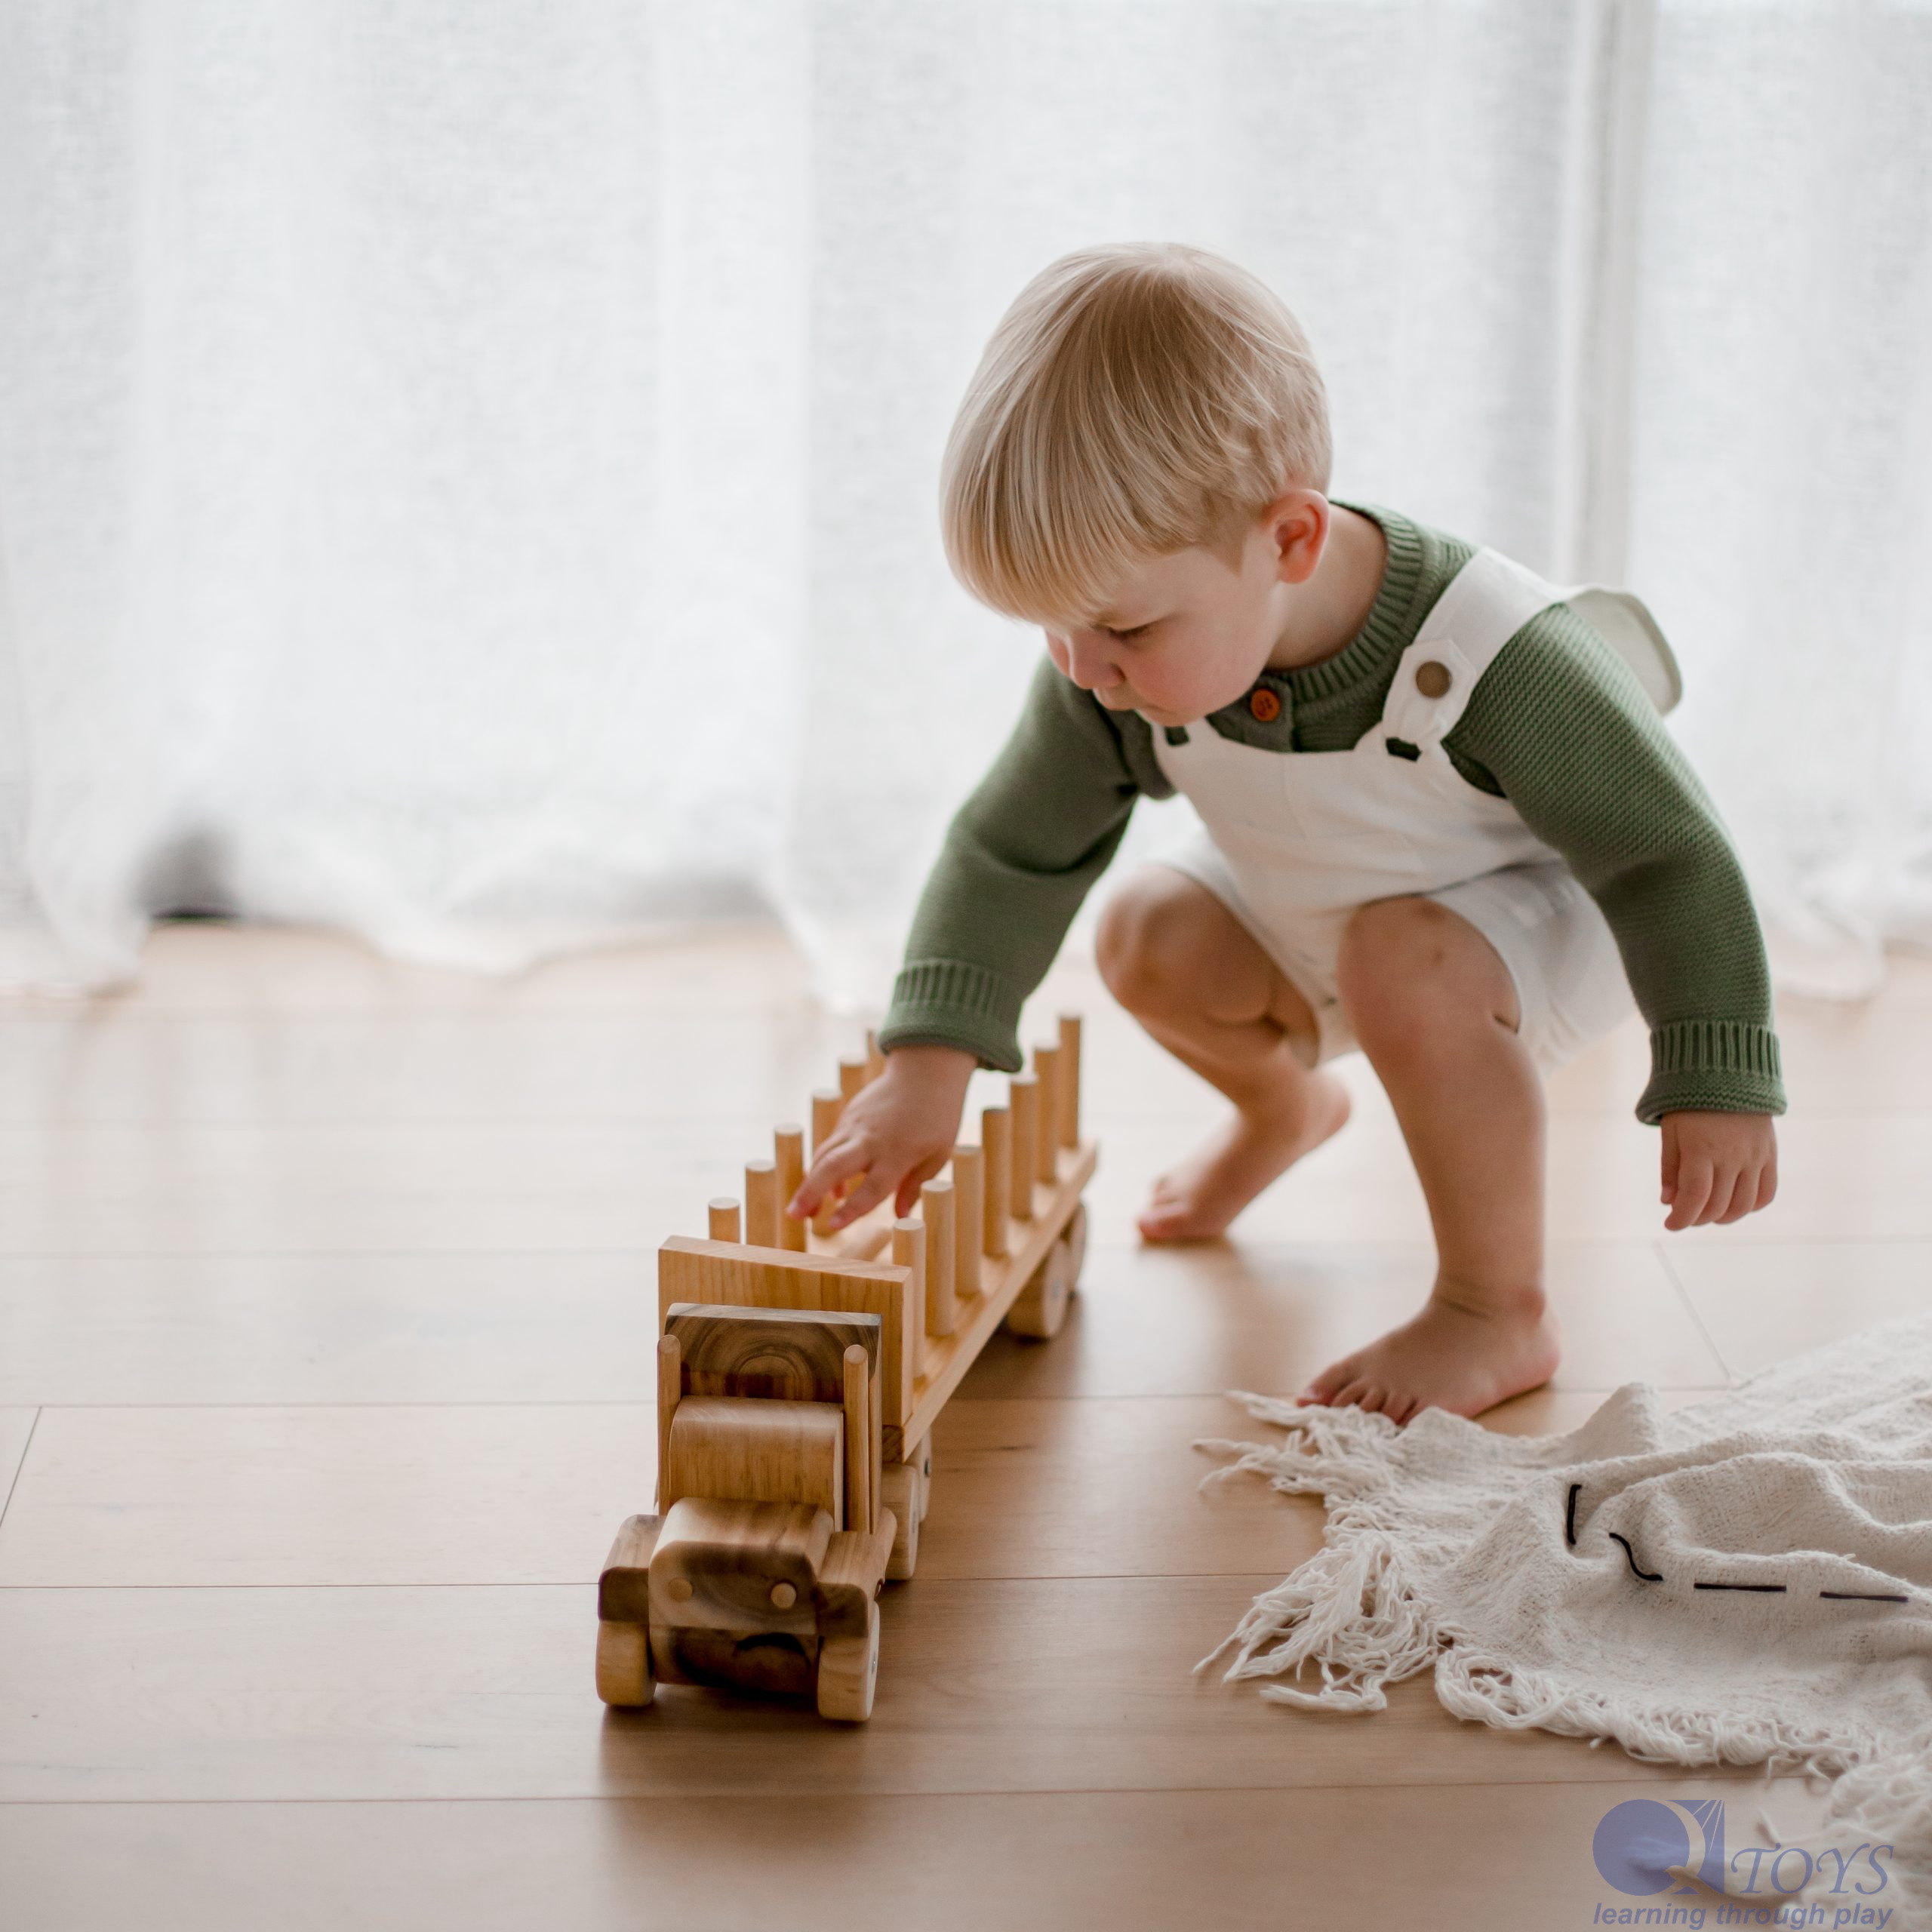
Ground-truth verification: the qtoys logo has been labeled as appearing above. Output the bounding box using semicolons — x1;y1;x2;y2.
1589;1798;1897;1929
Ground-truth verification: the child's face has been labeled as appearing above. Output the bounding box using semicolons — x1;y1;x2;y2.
1041;509;1312;728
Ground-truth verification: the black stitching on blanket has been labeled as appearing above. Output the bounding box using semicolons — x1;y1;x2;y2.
1564;1483;1912;1604
1608;1533;1663;1582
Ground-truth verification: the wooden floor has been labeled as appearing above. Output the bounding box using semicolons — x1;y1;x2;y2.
1;916;1918;1929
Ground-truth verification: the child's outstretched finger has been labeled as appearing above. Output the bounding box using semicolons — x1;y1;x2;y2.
823;1166;901;1232
889;1151;952;1219
1716;1172;1748;1224
789;1135;869;1221
1664;1158;1714;1229
1715;1166;1758;1223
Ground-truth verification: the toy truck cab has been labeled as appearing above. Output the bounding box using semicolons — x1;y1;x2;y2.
596;1303;897;1721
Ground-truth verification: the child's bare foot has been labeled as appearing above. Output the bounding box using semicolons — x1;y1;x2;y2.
1137;1069;1352;1241
1294;1284;1560;1424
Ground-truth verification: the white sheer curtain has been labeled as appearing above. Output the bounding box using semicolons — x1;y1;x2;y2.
0;1;1924;1008
1630;2;1932;1000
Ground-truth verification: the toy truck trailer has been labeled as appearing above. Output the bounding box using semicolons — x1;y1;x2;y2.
595;1013;1094;1721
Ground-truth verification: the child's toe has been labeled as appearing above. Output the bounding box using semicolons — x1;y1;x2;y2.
1297;1358;1355;1403
1137;1211;1194;1244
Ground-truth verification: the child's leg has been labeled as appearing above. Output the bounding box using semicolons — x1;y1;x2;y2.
1095;866;1353;1241
1296;893;1559;1423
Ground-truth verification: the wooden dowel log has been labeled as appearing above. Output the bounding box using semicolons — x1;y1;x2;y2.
1009;1075;1038;1221
1057;1014;1082;1148
811;1088;844;1156
656;1332;681;1513
838;1057;866;1102
708;1196;742;1243
869;1355;881;1537
1033;1044;1060;1184
920;1176;957;1337
773;1122;808;1251
841;1343;870;1537
950;1143;983;1297
891;1215;927;1327
743;1158;779;1247
810;1088;844;1235
864;1029;887;1084
981;1106;1010;1257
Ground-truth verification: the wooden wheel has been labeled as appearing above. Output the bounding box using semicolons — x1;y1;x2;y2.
595;1619;656;1708
880;1460;921;1580
915;1436;934;1524
1004;1231;1072;1340
1062;1198;1088;1284
817;1598;880;1722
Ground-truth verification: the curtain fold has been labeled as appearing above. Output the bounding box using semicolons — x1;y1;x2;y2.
0;0;1924;1010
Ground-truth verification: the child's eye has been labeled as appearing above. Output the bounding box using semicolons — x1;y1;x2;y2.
1107;623;1154;641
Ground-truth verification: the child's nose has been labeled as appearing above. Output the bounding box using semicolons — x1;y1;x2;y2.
1059;631;1120;691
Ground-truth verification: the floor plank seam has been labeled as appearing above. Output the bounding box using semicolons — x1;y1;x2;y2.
0;1399;666;1411
1651;1240;1742;1386
0;1769;1808;1809
0;1386;1746;1412
0;1408;39;1529
0;1248;663;1262
8;1235;1927;1263
0;1573;1304;1592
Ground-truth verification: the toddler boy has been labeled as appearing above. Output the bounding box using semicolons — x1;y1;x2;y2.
790;242;1783;1423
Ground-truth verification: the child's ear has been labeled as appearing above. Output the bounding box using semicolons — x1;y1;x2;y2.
1263;489;1329;586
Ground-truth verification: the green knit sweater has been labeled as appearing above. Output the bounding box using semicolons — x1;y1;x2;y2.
879;498;1786;1128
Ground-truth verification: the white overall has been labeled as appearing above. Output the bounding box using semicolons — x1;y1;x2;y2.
1147;549;1678;1073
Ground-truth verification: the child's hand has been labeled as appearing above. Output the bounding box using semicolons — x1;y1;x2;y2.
1659;1109;1777;1229
789;1044;977;1234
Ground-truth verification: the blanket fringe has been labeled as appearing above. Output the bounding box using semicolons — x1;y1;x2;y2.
1797;1743;1932;1927
1435;1643;1874;1776
1194;1399;1443;1709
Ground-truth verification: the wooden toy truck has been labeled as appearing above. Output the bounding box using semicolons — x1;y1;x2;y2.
595;1013;1094;1721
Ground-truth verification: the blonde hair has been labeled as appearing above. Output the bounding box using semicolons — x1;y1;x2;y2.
941;243;1332;624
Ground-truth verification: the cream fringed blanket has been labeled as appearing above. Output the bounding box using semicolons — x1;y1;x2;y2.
1198;1313;1932;1924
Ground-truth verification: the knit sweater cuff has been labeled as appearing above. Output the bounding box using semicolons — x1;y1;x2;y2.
877;958;1026;1073
1635;1020;1787;1127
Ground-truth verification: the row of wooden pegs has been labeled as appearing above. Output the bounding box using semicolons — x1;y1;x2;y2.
702;1012;1084;1348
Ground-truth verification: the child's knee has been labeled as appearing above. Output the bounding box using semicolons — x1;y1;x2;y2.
1096;869;1221;1015
1336;897;1518;1049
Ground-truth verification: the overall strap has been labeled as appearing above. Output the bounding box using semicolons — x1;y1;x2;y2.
1378;547;1562;752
